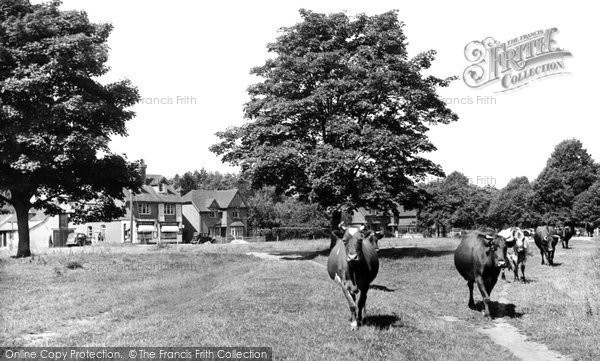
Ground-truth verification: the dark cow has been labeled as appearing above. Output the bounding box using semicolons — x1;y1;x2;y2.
454;232;512;318
499;227;531;283
327;224;382;329
534;226;560;265
557;226;574;249
585;223;595;237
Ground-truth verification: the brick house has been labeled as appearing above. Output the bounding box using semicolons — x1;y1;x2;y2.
74;161;187;244
181;189;248;242
349;204;419;236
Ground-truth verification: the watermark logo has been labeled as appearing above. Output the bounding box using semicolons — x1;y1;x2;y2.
463;28;572;92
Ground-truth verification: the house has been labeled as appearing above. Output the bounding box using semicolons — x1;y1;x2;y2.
182;189;248;242
74;161;187;244
349;204;419;236
0;209;63;254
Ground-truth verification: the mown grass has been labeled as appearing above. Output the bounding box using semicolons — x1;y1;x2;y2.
1;237;597;360
500;238;600;361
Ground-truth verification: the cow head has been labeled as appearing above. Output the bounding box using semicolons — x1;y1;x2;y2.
338;223;366;263
498;227;529;252
482;234;511;268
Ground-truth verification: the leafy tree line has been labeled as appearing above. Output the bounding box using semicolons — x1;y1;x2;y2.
418;139;600;233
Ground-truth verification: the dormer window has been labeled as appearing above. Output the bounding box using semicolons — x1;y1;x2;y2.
209;210;218;218
159;183;165;193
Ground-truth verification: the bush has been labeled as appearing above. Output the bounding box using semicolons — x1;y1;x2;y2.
255;227;330;242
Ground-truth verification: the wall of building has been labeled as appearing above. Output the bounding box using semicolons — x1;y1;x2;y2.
182;204;200;242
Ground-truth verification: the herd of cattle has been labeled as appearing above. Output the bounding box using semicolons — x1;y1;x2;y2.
327;224;575;328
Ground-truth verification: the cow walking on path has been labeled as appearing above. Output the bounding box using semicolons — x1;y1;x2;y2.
327;224;382;329
498;227;531;283
534;226;560;265
454;232;513;318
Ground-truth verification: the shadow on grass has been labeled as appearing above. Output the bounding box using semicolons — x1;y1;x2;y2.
377;247;455;259
363;314;403;329
275;245;456;263
275;249;330;261
370;284;395;292
472;301;524;319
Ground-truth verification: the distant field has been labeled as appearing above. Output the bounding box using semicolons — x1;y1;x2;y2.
1;237;598;360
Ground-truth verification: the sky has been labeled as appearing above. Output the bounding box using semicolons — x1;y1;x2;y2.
54;0;599;188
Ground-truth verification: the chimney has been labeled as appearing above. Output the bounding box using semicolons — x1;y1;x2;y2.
138;159;147;183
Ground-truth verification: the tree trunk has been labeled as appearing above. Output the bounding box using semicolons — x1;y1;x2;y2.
14;199;32;258
329;210;342;250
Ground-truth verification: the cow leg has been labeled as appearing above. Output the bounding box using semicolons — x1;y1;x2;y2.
334;275;358;328
501;269;506;281
540;249;545;265
357;290;367;325
520;262;526;283
475;276;492;318
467;281;475;309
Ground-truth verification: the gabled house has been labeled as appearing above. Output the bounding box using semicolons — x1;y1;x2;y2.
182;189;248;242
74;161;187;244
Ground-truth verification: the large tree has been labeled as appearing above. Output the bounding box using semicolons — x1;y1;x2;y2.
210;10;457;248
487;176;540;228
0;0;141;257
572;180;600;229
532;139;599;225
418;172;496;235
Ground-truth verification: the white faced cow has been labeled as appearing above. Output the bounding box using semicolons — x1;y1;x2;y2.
498;227;531;283
327;224;382;329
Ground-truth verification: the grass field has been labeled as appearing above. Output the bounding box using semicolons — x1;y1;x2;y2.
1;237;598;360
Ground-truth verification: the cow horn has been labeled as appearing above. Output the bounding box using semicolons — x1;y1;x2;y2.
339;222;346;231
484;235;494;240
359;224;365;231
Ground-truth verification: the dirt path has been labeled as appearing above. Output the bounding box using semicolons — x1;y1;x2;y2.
477;283;572;361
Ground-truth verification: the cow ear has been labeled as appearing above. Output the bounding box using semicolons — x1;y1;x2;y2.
375;231;384;240
332;230;344;239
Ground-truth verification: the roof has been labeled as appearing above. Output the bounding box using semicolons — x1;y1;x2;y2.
125;174;185;204
183;189;245;212
145;174;168;186
230;221;245;227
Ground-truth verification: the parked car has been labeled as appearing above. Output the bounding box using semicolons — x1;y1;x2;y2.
191;233;216;244
66;233;90;247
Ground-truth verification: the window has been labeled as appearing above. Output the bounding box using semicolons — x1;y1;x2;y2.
209;210;218;218
230;226;243;238
232;210;240;218
161;232;177;240
164;204;175;215
158;183;165;193
138;203;151;215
